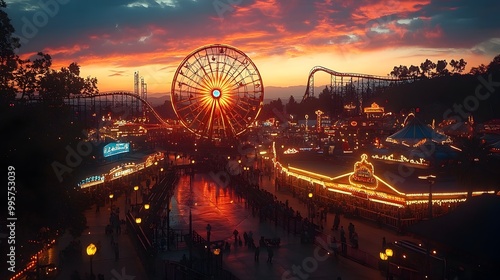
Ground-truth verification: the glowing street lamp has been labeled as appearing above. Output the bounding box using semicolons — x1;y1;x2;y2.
379;248;393;280
135;217;142;224
86;243;97;278
134;185;139;206
144;203;150;210
308;192;314;221
109;193;114;208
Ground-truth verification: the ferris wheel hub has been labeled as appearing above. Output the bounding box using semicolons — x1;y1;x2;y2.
211;89;221;98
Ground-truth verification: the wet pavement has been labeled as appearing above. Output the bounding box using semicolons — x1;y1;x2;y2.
157;170;419;280
40;154;422;280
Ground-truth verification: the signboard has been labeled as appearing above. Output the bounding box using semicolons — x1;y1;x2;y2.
103;142;130;158
348;154;378;189
78;175;104;188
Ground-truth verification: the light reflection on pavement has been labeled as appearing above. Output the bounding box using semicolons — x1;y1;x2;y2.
163;173;386;280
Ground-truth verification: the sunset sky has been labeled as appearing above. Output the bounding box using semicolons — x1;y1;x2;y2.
6;0;500;98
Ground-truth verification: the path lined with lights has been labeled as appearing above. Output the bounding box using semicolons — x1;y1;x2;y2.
160;172;387;280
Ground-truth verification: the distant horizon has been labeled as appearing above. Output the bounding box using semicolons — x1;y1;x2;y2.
105;84;313;105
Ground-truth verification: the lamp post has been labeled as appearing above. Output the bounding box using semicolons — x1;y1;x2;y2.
418;175;436;220
86;243;97;279
109;193;114;209
379;247;393;280
418;174;436;278
134;185;139;208
308;192;313;223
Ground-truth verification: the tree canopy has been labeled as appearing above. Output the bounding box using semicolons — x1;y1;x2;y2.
0;1;98;106
0;0;20;104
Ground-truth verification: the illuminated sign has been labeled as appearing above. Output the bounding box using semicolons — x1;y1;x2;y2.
363;102;384;113
348;154;378;189
371;154;429;167
103;142;130;157
283;148;299;154
78;175;104;188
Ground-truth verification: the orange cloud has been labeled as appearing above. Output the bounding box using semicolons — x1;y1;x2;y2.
43;44;90;56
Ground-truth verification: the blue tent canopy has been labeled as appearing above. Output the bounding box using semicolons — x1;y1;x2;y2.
387;117;449;146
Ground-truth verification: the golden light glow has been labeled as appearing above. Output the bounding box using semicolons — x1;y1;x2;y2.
134;185;139;191
380;252;388;261
86;243;97;256
144;203;150;210
385;248;393;257
109;194;114;199
369;198;405;208
288;166;333;180
135;217;142;224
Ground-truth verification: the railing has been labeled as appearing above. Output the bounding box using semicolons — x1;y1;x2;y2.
165;260;240;280
276;177;420;232
179;230;240;280
126;212;156;275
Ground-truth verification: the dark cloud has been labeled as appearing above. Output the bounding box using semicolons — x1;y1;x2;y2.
5;0;500;66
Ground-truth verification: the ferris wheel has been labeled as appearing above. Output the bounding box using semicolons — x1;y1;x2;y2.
171;44;264;140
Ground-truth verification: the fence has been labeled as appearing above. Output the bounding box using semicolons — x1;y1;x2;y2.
165;260;240;280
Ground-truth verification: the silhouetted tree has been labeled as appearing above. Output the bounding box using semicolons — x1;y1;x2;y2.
487;54;500;74
14;52;52;100
408;65;421;78
435;60;449;76
0;0;20;105
390;65;409;78
269;98;284;113
40;62;98;104
469;64;488;75
449;58;467;74
286;95;298;115
420;59;436;78
318;86;333;114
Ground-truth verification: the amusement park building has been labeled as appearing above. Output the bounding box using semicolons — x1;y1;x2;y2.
274;149;497;209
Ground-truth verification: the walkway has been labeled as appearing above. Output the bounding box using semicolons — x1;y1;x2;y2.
158;172;392;280
53;180;151;280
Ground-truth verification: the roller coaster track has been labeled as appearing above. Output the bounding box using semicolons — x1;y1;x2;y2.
302;66;415;102
69;91;170;126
